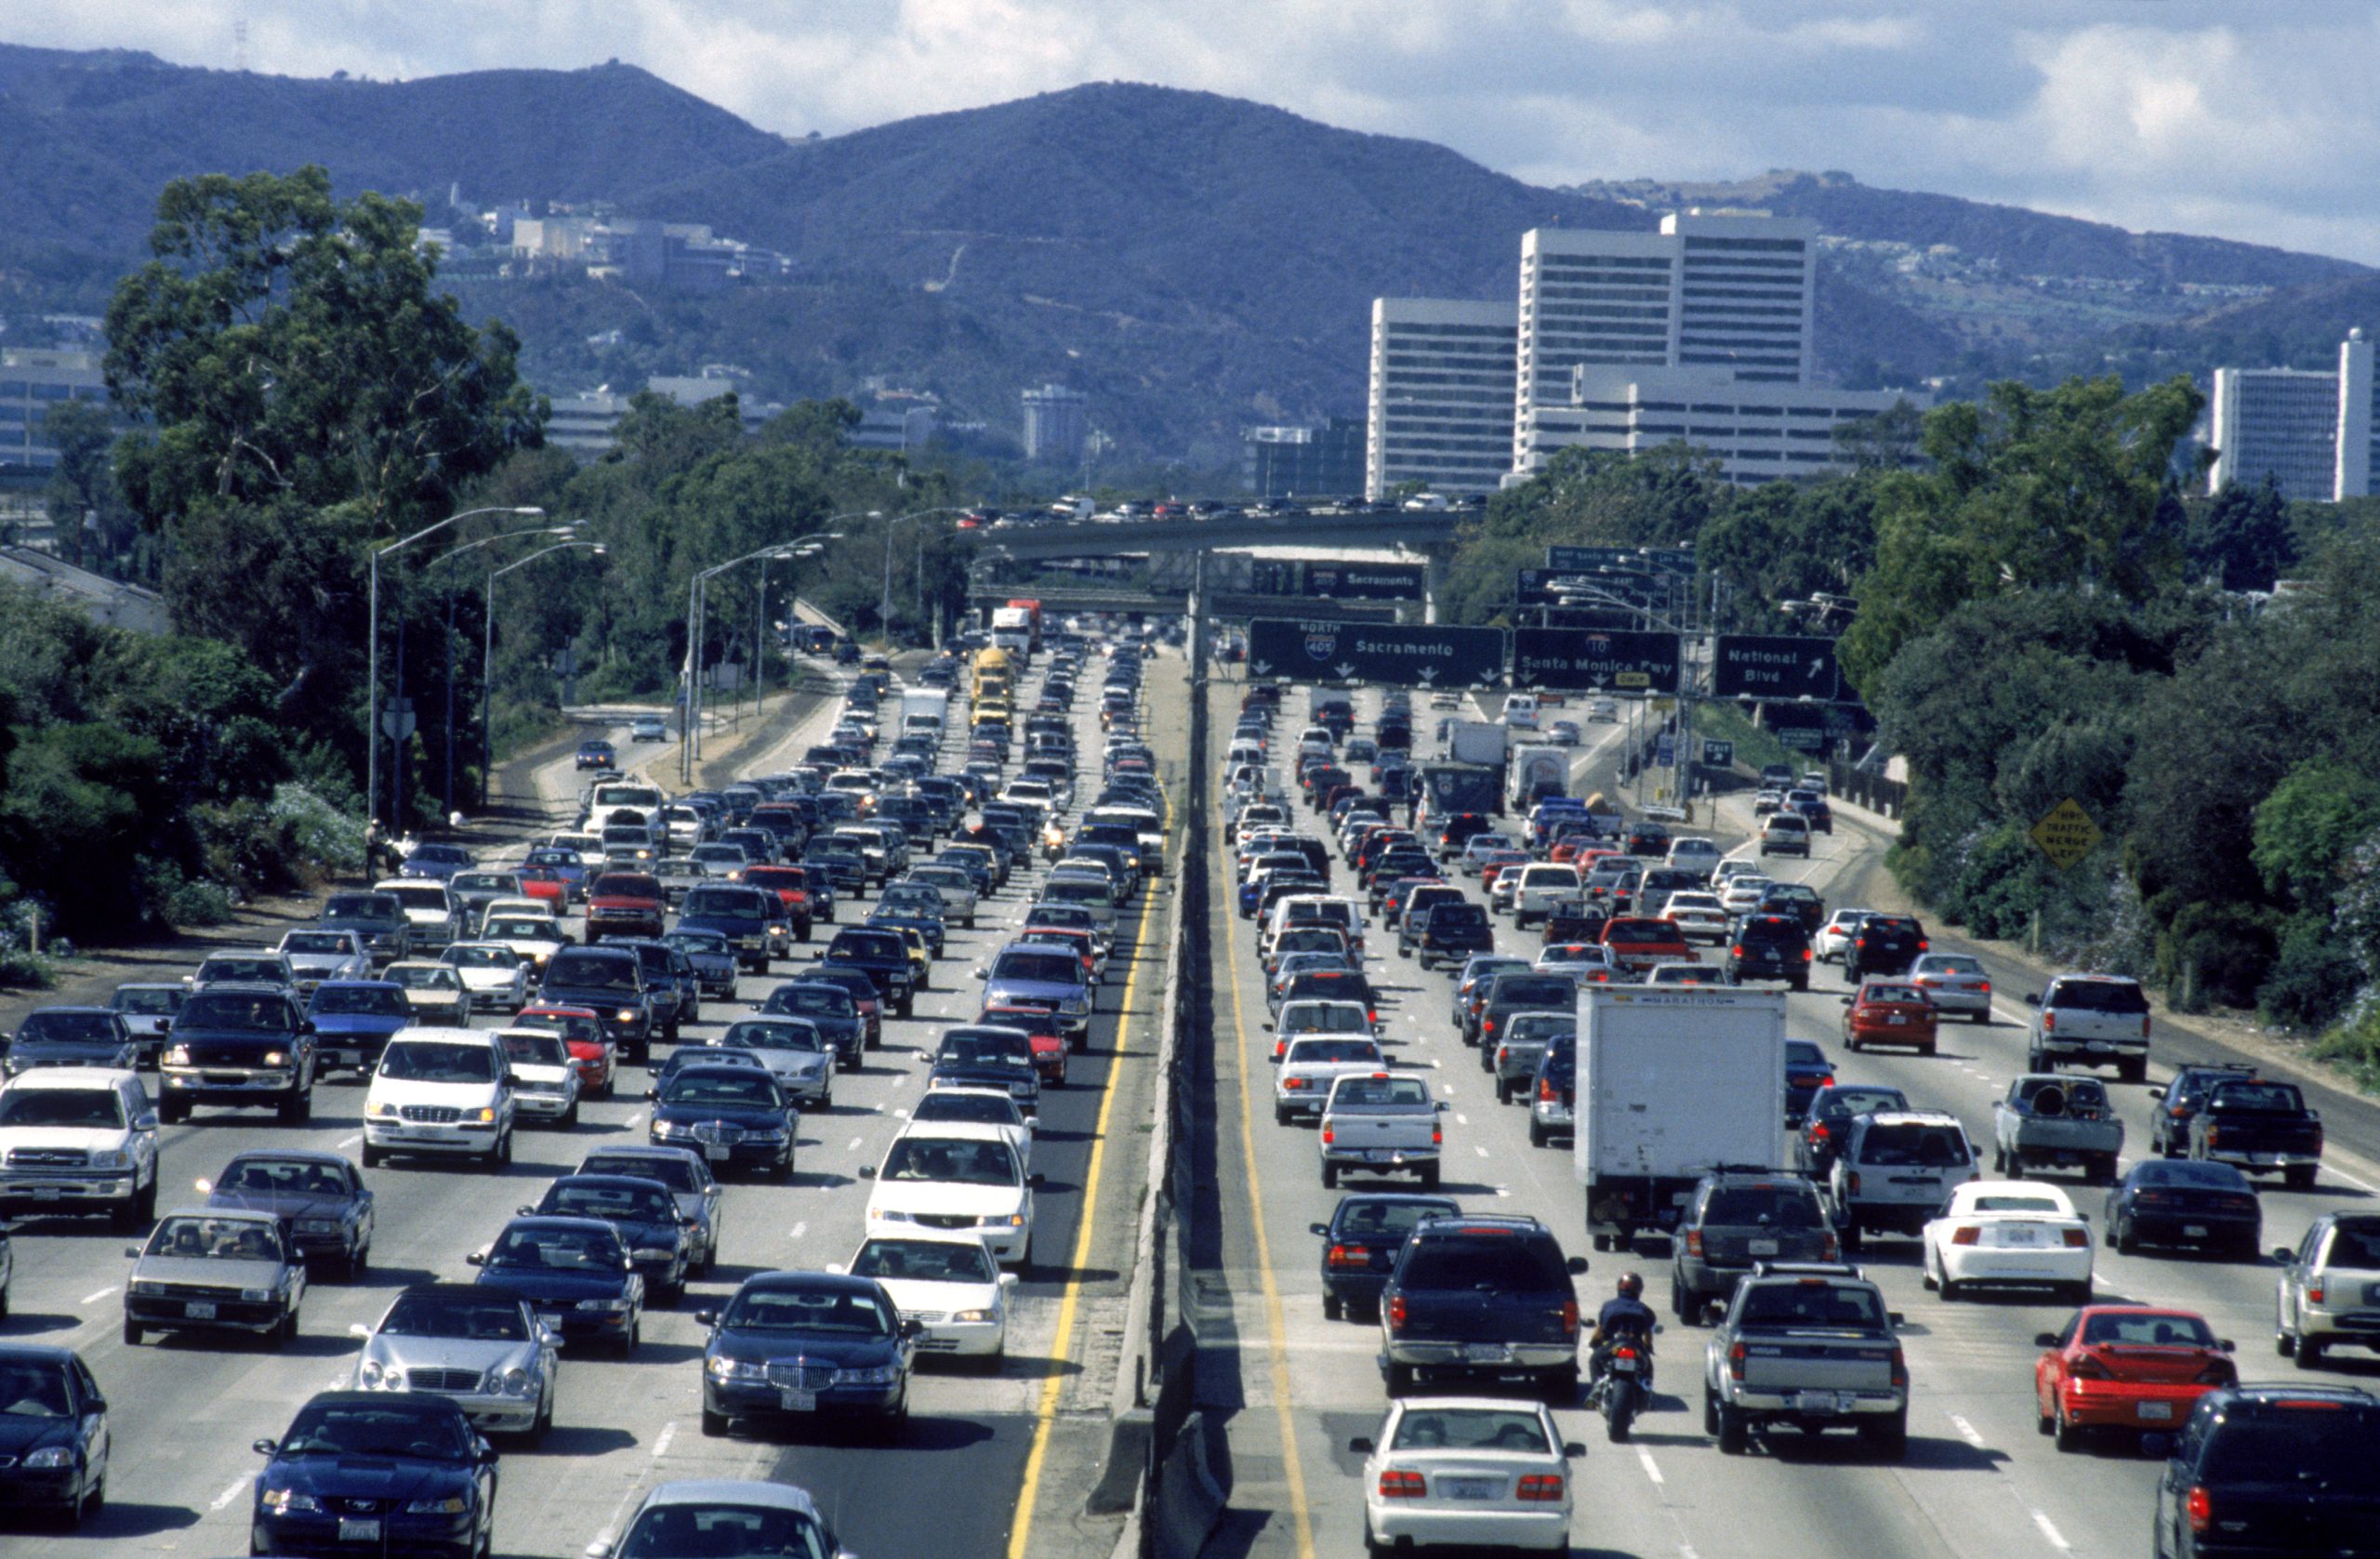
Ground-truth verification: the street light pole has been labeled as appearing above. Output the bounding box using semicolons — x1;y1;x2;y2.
878;508;963;642
485;541;604;807
367;505;544;833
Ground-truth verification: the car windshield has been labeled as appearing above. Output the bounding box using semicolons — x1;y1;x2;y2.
668;932;731;956
283;933;354;956
723;1022;825;1053
1972;1195;2066;1214
1391;1407;1551;1454
1739;1283;1886;1330
766;986;853;1020
853;1237;997;1284
546;954;638;990
912;1093;1020;1129
486;1224;623;1271
311;985;409;1017
1702;1188;1821;1227
1917;956;1983;975
0;1087;124;1128
1491;977;1573;1005
0;1359;72;1418
1863;985;1925;1005
620;1504;831;1559
1816;1088;1906;1119
279;1402;469;1460
1858;1124;1969;1167
663;1072;779;1107
146;1216;282;1262
378;1043;495;1084
683;891;762;919
1400;1235;1567;1289
448;945;521;968
482;920;551;942
324;895;400;919
114;987;182;1015
498;1033;570;1067
880;1137;1018;1186
2201;1414;2371;1486
992;952;1082;984
724;1286;894;1337
2207;1083;2306;1114
1331;1076;1428;1107
198;958;281;983
17;1011;119;1042
180;993;290;1029
544;1182;676;1223
938;1034;1031;1069
389;967;461;993
2327;1222;2380;1266
379;1293;530;1341
221;1157;349;1196
2050;980;2149;1013
1285;1040;1382;1065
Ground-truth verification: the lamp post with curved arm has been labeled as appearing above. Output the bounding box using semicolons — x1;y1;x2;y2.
879;508;966;643
485;541;606;806
681;534;845;786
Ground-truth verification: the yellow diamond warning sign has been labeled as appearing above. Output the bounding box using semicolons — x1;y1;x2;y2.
2030;798;2102;870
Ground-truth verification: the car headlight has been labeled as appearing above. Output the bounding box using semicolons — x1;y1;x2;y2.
163;1045;191;1067
631;1246;679;1262
358;1358;388;1385
131;1279;165;1297
874;1209;917;1224
20;1446;73;1468
707;1356;767;1381
746;1127;788;1143
368;1101;400;1119
496;1367;533;1394
951;1308;996;1324
405;1496;469;1515
652;1119;684;1138
981;1213;1027;1229
262;1489;323;1513
243;1287;275;1302
298;1217;340;1234
841;1364;902;1386
88;1148;128;1169
575;1297;629;1314
1064;997;1091;1017
616;1008;641;1024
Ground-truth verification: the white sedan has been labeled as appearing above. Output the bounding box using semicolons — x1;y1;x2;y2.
1354;1397;1579;1555
1922;1181;2095;1303
1716;877;1774;916
1660;892;1732;945
840;1229;1017;1359
1908;952;1993;1022
862;1122;1037;1266
1545;720;1582;746
1814;909;1871;963
439;942;531;1011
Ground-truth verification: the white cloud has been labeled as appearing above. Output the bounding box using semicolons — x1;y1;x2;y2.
3;0;2376;261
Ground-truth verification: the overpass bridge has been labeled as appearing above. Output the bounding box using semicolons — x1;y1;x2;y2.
964;584;1400;623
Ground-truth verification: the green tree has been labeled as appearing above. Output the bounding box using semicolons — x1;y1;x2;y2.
2187;477;2294;591
39;400;128;572
2252;760;2380;914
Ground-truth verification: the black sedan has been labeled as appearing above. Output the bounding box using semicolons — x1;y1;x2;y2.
250;1392;496;1559
695;1271;920;1441
648;1065;799;1180
467;1217;643;1356
1311;1193;1460;1321
202;1149;375;1276
0;1344;109;1526
758;981;866;1070
817;928;916;1018
2102;1158;2263;1260
524;1175;693;1303
575;739;617;771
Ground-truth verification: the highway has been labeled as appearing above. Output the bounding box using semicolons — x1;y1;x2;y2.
0;643;1186;1559
1198;680;2380;1559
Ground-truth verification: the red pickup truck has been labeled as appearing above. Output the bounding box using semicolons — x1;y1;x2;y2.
585;873;666;943
1599;916;1697;973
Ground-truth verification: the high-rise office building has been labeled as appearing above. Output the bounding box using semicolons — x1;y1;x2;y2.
2336;329;2379;501
1364;297;1519;500
1021;383;1087;464
2210;365;2350;503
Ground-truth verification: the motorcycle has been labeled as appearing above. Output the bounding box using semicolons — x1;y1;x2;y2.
1588;1331;1657;1442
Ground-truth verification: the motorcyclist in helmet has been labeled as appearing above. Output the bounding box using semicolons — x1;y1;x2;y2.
1589;1273;1659;1381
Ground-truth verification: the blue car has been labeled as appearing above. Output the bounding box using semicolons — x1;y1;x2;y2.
1;1007;139;1077
695;1271;919;1441
978;943;1095;1042
647;1064;799;1180
467;1217;643;1356
204;1149;375;1275
303;981;413;1074
250;1392;497;1559
399;841;476;882
524;1175;694;1303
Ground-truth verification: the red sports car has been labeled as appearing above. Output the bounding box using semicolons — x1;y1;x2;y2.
1843;980;1938;1055
2033;1305;2234;1448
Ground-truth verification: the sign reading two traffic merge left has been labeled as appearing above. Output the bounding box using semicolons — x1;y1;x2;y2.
1247;618;1506;687
1512;627;1681;694
1711;634;1844;701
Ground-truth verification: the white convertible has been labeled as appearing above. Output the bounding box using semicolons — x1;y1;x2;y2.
1353;1397;1579;1555
1922;1180;2095;1303
839;1229;1018;1359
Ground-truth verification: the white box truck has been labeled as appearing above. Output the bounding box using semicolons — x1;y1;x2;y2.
1443;719;1507;767
1573;987;1791;1249
1508;744;1568;810
900;688;949;738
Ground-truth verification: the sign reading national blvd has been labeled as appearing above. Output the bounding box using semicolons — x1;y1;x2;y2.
1512;627;1682;694
1711;634;1845;701
1247;618;1506;687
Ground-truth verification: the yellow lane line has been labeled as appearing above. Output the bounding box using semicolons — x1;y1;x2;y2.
1007;791;1174;1559
1219;801;1318;1559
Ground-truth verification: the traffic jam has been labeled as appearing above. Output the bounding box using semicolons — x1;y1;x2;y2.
0;607;1172;1559
1218;674;2379;1559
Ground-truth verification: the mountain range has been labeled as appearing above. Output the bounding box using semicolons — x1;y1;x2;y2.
2;43;2371;468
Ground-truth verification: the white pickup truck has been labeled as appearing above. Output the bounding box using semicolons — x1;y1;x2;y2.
1273;1035;1385;1124
1318;1071;1445;1189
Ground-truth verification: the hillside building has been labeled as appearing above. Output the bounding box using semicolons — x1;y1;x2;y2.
539;373;786;459
2209;365;2347;503
1243;417;1365;497
1021;384;1088;463
1521;363;1925;485
0;350;114;478
1364;297;1519;500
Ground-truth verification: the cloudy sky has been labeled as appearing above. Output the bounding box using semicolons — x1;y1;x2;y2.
11;0;2378;262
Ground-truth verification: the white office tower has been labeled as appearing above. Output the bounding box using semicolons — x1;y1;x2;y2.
2338;329;2378;501
2210;365;2347;503
1364;297;1519;500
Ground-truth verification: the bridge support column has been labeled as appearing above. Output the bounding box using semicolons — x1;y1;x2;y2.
1421;548;1449;625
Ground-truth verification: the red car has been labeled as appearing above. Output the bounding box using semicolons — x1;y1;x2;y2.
1599;917;1694;973
585;872;666;942
2032;1305;2235;1448
1843;980;1938;1055
513;867;571;913
743;865;815;940
984;1004;1069;1086
511;1003;616;1097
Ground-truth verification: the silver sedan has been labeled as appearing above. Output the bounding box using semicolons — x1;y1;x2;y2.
350;1287;559;1440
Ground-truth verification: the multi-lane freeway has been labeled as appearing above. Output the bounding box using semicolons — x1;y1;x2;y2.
1198;680;2380;1559
0;643;1185;1559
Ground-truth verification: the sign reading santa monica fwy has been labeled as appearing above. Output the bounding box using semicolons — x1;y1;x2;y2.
1512;627;1682;694
1246;618;1508;688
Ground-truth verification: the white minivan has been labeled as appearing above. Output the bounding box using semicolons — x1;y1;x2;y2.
362;1027;518;1169
1501;694;1540;731
1512;864;1582;928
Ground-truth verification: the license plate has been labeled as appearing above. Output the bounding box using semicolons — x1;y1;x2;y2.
1611;1355;1639;1373
2002;1227;2042;1245
1793;1390;1848;1414
705;1145;731;1164
1886;1014;1906;1024
2086;1042;2112;1053
2183;1224;2209;1237
2137;1402;2175;1421
1464;1342;1510;1363
777;1388;816;1412
1441;1477;1498;1500
186;1301;218;1319
1748;1239;1779;1256
338;1518;383;1543
32;1187;60;1201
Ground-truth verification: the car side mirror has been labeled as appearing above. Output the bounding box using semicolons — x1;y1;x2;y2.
2023;993;2042;1006
503;1071;522;1089
123;1246;142;1259
477;1437;498;1464
135;1112;159;1131
1348;1435;1375;1455
253;1438;278;1456
1566;1255;1589;1275
1702;1300;1728;1326
299;1020;317;1035
2033;1332;2058;1348
901;1316;926;1339
2273;1247;2295;1263
586;1543;616;1559
466;1251;486;1266
2219;1339;2236;1353
1310;1222;1331;1237
999;1272;1020;1288
1030;1172;1046;1189
517;1205;538;1217
1888;1312;1907;1327
2148;1087;2166;1100
646;1088;659;1101
858;1166;877;1180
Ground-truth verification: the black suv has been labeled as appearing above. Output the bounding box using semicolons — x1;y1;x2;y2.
2152;1384;2380;1558
1844;915;1927;982
1411;903;1495;971
1378;1213;1590;1400
2149;1064;2260;1157
1310;1192;1459;1321
1668;1169;1837;1321
1727;914;1813;991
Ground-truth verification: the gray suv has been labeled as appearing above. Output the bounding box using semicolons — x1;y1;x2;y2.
1669;1169;1838;1322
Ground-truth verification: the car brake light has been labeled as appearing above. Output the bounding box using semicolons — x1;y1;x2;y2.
2307;1283;2325;1304
1515;1474;1565;1502
1388;1295;1407;1330
1559;1300;1579;1335
1820;1232;1839;1260
1951;1226;1980;1246
1379;1471;1425;1499
1917;940;1928;951
2043;1011;2056;1033
1685;1231;1703;1257
1889;1345;1907;1388
1727;1341;1746;1381
1432;1124;1443;1145
2142;1014;2152;1039
2061;1229;2088;1249
1808;1123;1830;1140
1284;1077;1306;1090
1328;1244;1362;1268
1321;1126;1335;1145
1846;1171;1861;1196
2186;1486;2211;1534
1977;981;1990;994
1802;948;1813;961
